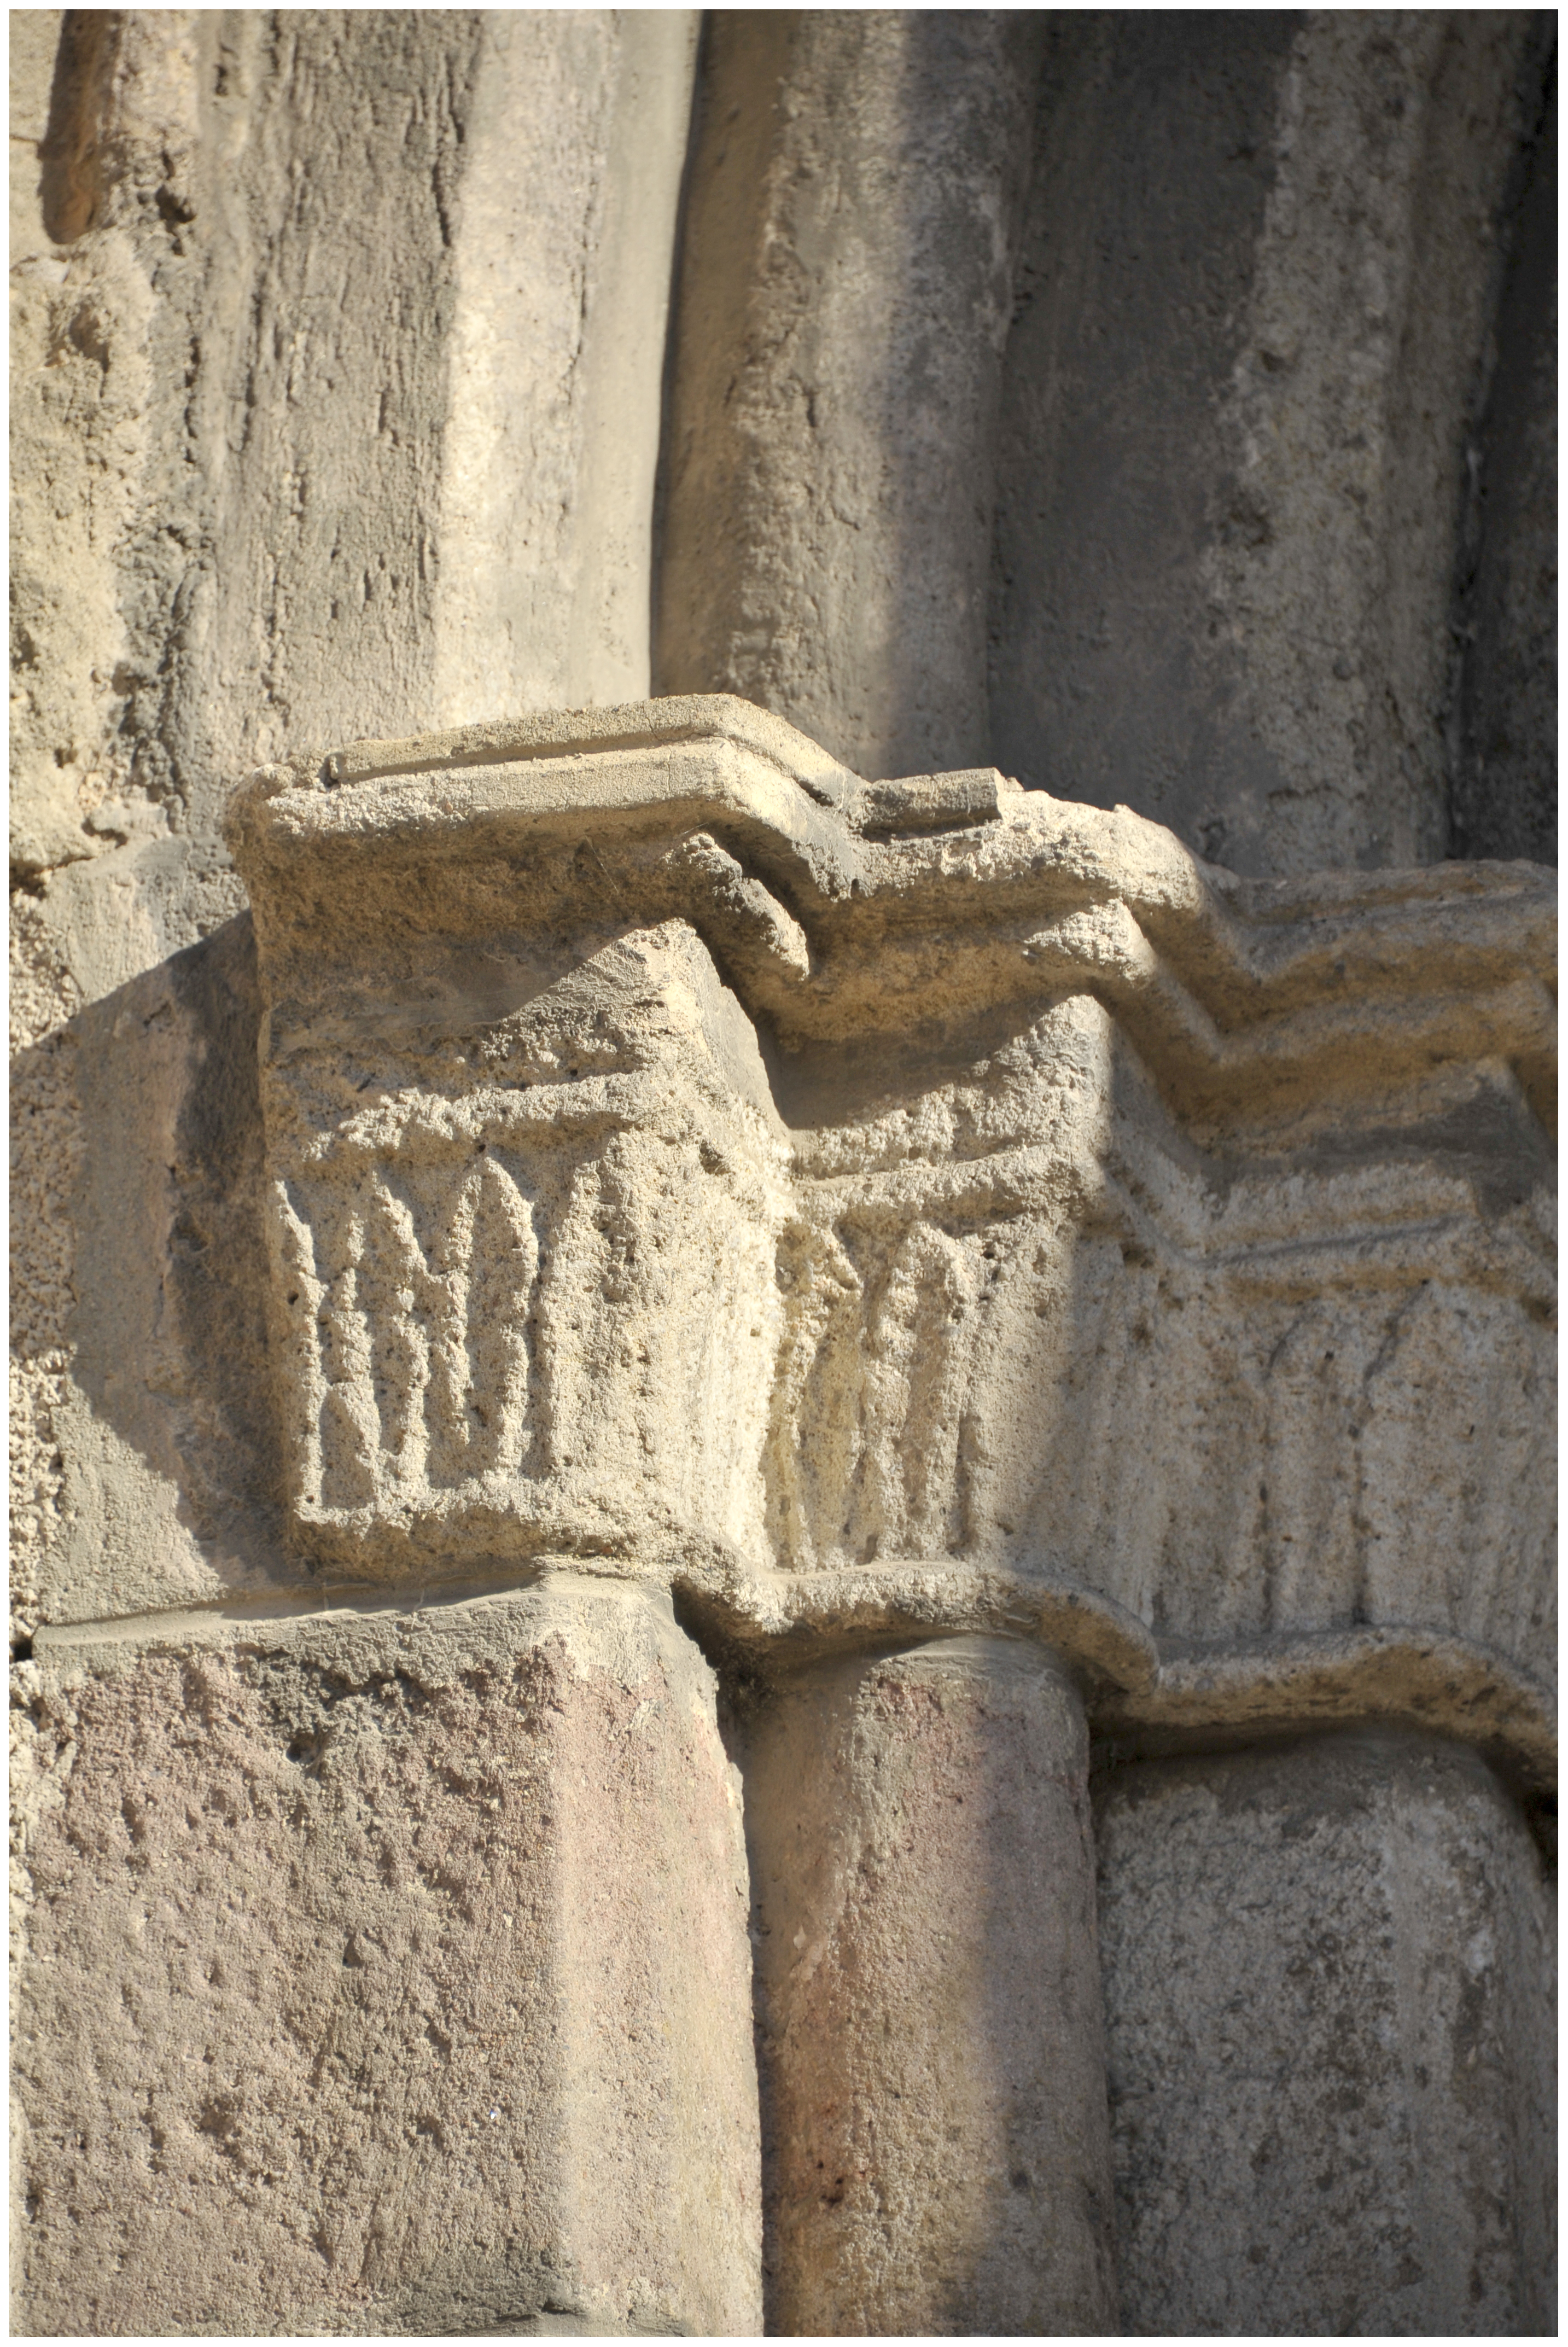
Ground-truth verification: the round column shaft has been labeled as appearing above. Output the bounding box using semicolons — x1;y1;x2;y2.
742;1634;1117;2335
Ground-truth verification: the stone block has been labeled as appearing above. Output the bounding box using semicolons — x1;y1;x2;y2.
13;1580;761;2336
257;915;790;1577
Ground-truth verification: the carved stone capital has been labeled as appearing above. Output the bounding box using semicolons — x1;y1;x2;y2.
226;695;1556;1787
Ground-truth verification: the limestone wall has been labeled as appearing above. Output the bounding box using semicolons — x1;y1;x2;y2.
11;11;1556;2337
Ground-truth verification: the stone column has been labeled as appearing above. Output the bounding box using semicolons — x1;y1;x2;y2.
742;1637;1118;2336
1095;1731;1556;2337
218;691;1554;2343
989;11;1544;875
656;10;1042;779
26;692;1549;2335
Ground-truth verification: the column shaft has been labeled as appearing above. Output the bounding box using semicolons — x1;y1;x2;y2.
989;13;1538;873
742;1635;1117;2334
657;11;1042;779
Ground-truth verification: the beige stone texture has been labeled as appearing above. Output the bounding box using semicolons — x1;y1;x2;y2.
657;12;1043;779
11;8;696;882
15;911;295;1633
658;16;1554;875
989;12;1543;875
8;16;1557;2331
18;685;1553;2333
742;1637;1117;2336
207;700;1553;1805
10;8;697;1646
424;11;699;723
1095;1731;1556;2337
1206;13;1527;869
254;912;789;1582
11;7;148;882
13;1579;761;2337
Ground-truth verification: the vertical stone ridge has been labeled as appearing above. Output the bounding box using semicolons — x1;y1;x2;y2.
11;9;700;916
988;13;1541;877
431;10;699;724
655;11;1043;780
1449;29;1558;864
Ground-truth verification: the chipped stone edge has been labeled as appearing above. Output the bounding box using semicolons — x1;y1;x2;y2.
222;698;1557;1127
26;1562;1555;1799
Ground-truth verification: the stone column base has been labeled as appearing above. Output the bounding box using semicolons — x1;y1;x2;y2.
1095;1729;1556;2336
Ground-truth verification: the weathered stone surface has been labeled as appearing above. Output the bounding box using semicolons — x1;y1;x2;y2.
741;1637;1116;2336
13;1579;761;2336
11;6;155;884
655;17;1554;873
11;8;696;882
1452;42;1558;865
10;5;697;1643
1095;1731;1556;2337
657;11;1042;779
254;911;790;1581
990;12;1540;875
9;15;1558;2336
11;905;322;1634
428;12;698;727
16;683;1555;2340
205;700;1554;1797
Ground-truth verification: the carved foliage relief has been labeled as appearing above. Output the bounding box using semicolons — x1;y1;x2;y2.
226;700;1555;1736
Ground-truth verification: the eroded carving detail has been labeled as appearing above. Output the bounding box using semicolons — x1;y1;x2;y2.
226;695;1556;1781
258;917;790;1573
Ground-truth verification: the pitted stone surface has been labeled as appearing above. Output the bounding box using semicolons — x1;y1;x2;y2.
211;699;1556;1786
10;18;1557;2337
9;10;697;885
259;916;790;1576
9;3;700;1650
1095;1731;1557;2337
992;14;1549;875
657;14;1043;782
743;1638;1117;2336
12;1582;761;2338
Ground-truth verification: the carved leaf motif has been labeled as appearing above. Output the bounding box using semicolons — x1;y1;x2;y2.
279;1151;540;1515
768;1213;1072;1571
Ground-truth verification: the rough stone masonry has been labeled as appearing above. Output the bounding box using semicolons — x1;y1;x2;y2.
11;12;1557;2338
